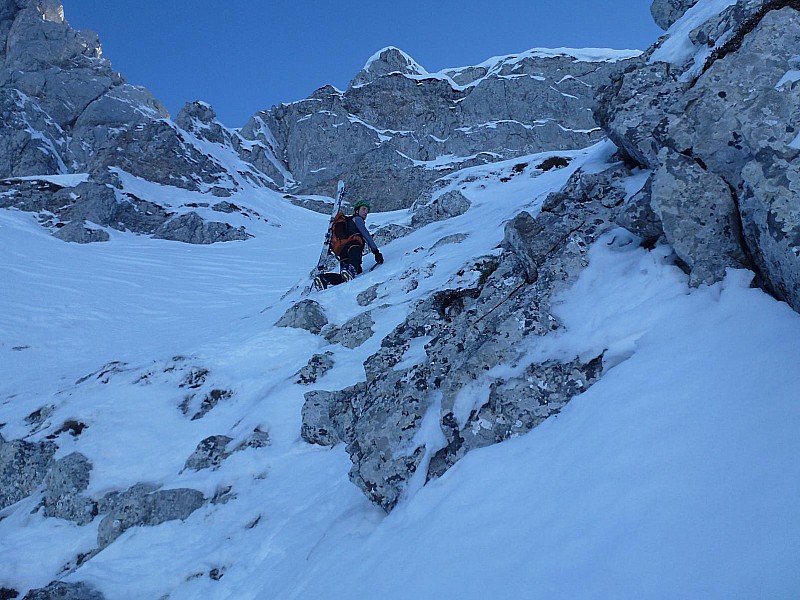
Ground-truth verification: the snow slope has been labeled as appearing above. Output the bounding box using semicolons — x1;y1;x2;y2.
1;141;799;599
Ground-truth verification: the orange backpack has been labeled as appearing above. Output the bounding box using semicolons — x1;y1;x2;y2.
330;212;363;257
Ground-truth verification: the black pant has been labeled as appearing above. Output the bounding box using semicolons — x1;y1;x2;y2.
341;242;364;273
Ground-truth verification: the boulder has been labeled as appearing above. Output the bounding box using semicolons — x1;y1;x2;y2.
323;312;375;349
53;221;110;243
295;352;335;385
96;484;205;548
0;434;56;510
275;300;328;334
740;154;800;305
183;436;233;471
650;148;750;284
42;452;97;525
614;175;664;244
410;189;471;228
301;383;365;447
183;428;270;472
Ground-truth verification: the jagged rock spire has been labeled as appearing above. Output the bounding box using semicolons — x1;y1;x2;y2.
350;46;428;87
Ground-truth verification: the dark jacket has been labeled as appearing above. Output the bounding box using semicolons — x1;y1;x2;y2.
348;215;378;252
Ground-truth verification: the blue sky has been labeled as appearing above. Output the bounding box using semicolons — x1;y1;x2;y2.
63;1;663;127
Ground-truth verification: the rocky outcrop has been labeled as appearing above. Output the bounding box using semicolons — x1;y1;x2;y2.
87;119;238;196
651;0;700;29
350;46;428;87
0;432;205;554
596;0;800;309
0;178;247;243
302;164;637;510
410;189;471;229
22;581;105;600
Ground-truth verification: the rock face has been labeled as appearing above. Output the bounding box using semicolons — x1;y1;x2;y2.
244;47;639;210
0;0;166;177
596;0;800;310
0;1;264;243
302;164;635;510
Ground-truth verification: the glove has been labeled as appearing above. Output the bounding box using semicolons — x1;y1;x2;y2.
373;249;384;264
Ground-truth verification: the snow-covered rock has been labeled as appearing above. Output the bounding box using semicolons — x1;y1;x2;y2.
301;162;635;510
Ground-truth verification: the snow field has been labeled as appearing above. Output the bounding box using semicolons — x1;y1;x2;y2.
2;140;799;598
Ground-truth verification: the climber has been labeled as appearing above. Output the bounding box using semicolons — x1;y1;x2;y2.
314;199;384;290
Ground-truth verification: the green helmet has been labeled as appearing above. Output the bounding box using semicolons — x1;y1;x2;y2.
353;199;371;212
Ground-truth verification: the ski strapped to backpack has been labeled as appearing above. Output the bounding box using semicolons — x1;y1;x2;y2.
310;180;346;276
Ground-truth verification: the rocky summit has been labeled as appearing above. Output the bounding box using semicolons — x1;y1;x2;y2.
249;46;638;210
1;0;800;598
